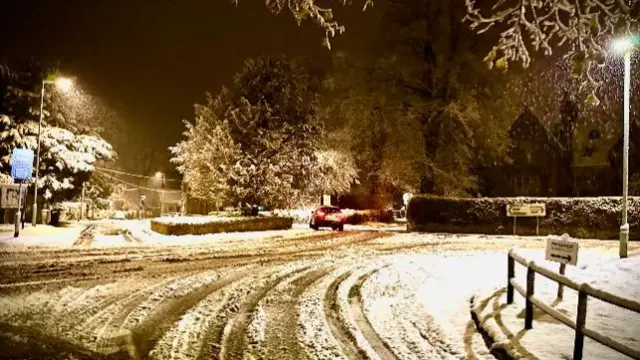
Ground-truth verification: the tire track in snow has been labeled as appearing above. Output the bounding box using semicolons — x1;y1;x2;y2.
348;268;399;360
217;263;315;360
324;270;368;360
244;263;335;360
148;271;264;360
0;323;108;360
78;277;181;352
123;268;253;359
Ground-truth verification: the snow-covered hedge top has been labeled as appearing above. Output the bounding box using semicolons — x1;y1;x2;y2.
153;216;250;225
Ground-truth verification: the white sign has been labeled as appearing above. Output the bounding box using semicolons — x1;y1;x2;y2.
507;203;546;217
1;184;26;209
545;235;579;266
322;194;331;206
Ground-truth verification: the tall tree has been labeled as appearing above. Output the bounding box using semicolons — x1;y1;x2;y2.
320;55;426;207
384;0;519;196
172;56;356;209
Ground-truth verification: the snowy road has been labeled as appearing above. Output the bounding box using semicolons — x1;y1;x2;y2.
0;221;634;360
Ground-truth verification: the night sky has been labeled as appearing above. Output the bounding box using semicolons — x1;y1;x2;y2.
0;0;385;173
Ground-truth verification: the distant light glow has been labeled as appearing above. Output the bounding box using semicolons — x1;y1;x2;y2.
54;77;74;92
155;172;164;179
612;37;635;55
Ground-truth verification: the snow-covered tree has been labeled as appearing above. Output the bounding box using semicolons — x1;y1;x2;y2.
465;0;638;90
172;56;353;209
170;90;240;203
244;0;373;49
0;61;116;203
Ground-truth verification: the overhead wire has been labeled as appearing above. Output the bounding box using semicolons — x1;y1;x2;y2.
94;166;182;182
95;170;181;193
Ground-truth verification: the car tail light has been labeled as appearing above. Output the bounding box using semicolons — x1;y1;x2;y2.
316;210;325;217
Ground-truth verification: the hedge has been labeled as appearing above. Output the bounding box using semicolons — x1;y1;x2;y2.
407;196;640;240
342;209;394;225
151;216;293;236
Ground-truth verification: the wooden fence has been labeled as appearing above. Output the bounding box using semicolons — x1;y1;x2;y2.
507;249;640;360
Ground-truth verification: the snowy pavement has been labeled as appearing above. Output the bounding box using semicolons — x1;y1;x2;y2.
472;248;640;360
0;224;638;360
0;223;87;247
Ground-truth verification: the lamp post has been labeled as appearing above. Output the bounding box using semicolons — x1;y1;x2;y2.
612;37;637;258
32;77;73;226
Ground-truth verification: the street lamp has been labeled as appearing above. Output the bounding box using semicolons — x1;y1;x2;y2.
611;36;638;258
32;76;74;226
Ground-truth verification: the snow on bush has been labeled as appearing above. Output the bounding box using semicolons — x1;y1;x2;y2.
408;196;640;239
153;216;237;225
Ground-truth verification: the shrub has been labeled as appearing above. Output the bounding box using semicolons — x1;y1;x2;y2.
343;209;394;224
151;216;293;235
407;196;640;239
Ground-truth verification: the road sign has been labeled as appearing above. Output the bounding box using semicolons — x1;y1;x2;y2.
322;194;331;206
1;184;27;209
545;235;579;266
10;148;34;181
506;203;546;217
403;192;412;205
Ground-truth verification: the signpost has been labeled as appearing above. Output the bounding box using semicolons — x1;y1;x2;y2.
322;194;331;206
545;233;579;299
140;194;146;219
506;203;546;235
9;149;34;238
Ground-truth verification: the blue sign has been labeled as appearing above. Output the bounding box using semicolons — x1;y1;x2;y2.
11;148;34;181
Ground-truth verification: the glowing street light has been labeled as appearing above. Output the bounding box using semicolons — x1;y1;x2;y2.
610;36;638;258
54;77;74;92
31;76;74;226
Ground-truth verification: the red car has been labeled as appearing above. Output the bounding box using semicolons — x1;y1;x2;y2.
310;206;345;231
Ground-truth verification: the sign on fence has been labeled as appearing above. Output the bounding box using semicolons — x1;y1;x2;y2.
10;148;34;181
1;184;27;209
506;203;546;217
506;203;547;235
545;235;579;266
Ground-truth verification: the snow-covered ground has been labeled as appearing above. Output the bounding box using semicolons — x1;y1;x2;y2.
0;221;638;360
473;247;640;360
0;223;86;247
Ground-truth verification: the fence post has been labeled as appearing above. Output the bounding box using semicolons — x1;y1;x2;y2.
525;261;536;329
557;263;566;299
573;284;589;360
507;253;514;304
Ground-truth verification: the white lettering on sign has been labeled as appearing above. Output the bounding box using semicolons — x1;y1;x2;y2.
506;203;546;217
545;237;579;266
